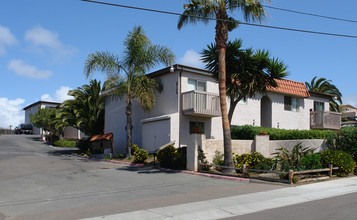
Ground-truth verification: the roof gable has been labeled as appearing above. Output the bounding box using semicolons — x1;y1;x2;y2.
267;79;310;97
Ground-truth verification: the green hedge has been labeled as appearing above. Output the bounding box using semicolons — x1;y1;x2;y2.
231;125;337;140
157;145;186;170
335;127;357;161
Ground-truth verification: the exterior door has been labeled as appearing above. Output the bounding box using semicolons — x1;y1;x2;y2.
142;119;170;152
261;96;272;128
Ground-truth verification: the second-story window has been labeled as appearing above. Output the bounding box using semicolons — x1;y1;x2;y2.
314;101;325;111
188;79;206;92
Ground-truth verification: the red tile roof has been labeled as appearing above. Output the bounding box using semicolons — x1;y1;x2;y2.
267;79;310;97
90;133;113;142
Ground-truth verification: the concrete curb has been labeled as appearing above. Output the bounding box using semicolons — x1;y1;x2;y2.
84;155;250;183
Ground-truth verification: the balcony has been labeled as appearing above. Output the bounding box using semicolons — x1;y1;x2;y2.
310;111;341;130
182;90;221;117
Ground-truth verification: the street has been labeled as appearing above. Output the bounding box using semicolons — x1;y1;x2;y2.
0;135;283;220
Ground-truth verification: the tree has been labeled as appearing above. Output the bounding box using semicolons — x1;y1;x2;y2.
201;39;288;124
58;79;106;137
305;76;342;112
30;107;58;142
84;26;175;157
178;0;267;172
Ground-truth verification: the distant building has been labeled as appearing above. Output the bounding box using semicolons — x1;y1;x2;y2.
23;101;84;139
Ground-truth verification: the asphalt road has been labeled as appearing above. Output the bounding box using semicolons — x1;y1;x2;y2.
0;135;284;220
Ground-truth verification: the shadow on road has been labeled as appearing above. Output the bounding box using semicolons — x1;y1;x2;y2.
116;166;181;175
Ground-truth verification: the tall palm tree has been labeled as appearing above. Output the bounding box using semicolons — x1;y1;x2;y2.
305;76;342;112
201;39;288;124
58;79;105;137
84;26;175;157
178;1;267;171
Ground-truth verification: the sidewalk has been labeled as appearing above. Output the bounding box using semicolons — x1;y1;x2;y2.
81;176;357;220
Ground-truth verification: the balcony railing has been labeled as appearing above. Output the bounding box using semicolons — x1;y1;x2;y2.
310;111;341;130
182;90;220;117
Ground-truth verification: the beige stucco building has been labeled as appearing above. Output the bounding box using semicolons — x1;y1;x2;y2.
105;64;340;154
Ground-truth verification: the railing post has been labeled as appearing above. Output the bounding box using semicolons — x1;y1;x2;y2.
242;164;247;175
329;164;333;177
289;170;294;184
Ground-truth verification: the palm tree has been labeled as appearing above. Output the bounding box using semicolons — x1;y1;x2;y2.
305;76;342;112
84;26;175;157
178;2;267;172
201;39;288;124
58;79;105;137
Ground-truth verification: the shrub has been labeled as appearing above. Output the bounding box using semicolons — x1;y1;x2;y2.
300;153;322;170
134;149;149;163
234;152;273;170
157;145;186;169
273;142;314;171
76;137;91;151
198;148;210;171
320;150;356;176
212;150;224;166
231;125;259;140
231;126;337;141
335;127;357;161
53;139;76;148
131;144;139;155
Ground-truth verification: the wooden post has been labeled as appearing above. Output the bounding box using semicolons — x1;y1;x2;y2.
329;164;333;177
242;164;247;175
289;170;294;184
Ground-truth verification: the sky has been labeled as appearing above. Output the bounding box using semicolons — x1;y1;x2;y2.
0;0;356;128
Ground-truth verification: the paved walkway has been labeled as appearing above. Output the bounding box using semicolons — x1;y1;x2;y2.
81;176;357;220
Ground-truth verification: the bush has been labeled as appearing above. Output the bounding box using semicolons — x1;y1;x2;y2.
212;150;224;166
134;149;149;163
231;126;337;141
300;153;323;170
231;125;259;140
131;144;139;155
157;145;186;169
234;152;273;170
53;139;76;147
320;150;356;176
335;127;357;161
273;142;314;171
198;148;210;171
76;137;91;151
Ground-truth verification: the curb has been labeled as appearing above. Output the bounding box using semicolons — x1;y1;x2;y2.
79;155;250;183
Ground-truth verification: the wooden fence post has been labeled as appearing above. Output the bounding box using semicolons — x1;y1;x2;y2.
242;164;247;175
329;164;333;177
289;170;294;184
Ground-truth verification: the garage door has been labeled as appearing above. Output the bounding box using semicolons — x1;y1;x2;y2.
142;119;170;153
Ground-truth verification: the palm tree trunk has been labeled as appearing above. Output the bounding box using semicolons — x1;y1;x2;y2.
216;10;234;173
126;99;133;158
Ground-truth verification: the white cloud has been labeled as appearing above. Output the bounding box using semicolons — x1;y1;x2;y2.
0;25;18;56
41;86;73;103
0;98;25;128
179;50;204;68
343;94;357;107
8;60;53;79
25;25;77;62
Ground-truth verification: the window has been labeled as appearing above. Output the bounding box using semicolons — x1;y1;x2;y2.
284;96;299;112
314;101;325;111
190;121;205;134
188;79;206;92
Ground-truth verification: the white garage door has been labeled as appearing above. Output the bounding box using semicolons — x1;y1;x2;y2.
142;119;170;153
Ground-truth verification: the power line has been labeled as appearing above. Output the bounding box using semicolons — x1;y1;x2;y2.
80;0;357;39
262;4;357;24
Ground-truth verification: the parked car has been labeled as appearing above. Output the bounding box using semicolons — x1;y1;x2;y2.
14;123;34;134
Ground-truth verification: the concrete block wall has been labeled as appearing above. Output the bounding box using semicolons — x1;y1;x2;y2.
186;134;327;171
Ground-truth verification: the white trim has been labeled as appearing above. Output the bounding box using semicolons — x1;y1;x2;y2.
141;115;170;124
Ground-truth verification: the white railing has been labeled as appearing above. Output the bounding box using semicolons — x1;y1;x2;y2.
310;111;341;130
182;90;220;117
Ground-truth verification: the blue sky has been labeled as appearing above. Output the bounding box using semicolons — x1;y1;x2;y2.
1;0;356;128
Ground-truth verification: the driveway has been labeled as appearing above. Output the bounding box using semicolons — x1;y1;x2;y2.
0;135;284;220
